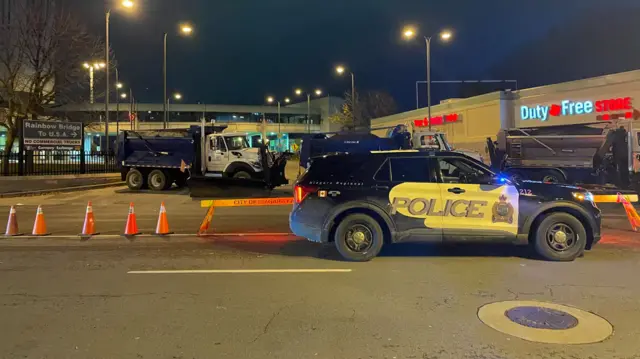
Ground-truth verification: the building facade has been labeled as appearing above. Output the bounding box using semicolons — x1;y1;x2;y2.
372;69;640;157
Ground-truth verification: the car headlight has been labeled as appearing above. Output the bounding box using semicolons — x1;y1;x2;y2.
572;191;594;202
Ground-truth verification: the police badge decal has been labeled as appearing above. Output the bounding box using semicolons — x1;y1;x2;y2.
492;195;514;224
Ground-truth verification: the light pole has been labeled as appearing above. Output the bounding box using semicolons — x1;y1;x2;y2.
335;65;355;127
164;23;194;130
295;88;323;133
167;93;182;124
403;26;453;130
266;96;290;151
83;62;105;104
104;0;135;153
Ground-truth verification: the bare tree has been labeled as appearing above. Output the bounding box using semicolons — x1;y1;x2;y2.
329;90;398;132
0;2;103;160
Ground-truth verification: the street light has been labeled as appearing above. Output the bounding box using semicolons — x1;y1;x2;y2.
167;93;182;123
121;93;127;99
116;82;123;89
104;0;135;153
294;88;323;133
164;23;194;129
402;25;454;130
266;96;289;144
82;61;105;104
335;64;356;127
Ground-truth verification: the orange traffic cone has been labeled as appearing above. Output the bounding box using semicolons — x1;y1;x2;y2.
5;206;22;236
155;202;172;235
618;193;640;231
31;205;49;236
80;201;99;238
123;202;140;236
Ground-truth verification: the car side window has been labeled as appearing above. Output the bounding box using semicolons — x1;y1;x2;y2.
374;159;391;182
438;157;492;184
390;157;435;183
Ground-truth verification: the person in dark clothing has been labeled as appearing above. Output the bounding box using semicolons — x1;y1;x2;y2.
612;127;630;188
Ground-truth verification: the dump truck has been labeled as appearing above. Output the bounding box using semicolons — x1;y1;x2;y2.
486;120;640;191
115;125;289;196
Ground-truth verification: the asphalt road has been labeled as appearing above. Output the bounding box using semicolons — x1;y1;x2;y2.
1;236;640;358
0;185;637;237
0;186;294;236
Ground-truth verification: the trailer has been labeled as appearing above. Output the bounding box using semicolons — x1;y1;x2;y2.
115;125;289;194
486;120;640;191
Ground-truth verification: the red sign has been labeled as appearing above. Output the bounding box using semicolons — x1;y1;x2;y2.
414;113;459;127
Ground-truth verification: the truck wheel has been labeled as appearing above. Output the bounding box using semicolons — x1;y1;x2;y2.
233;170;252;179
148;170;168;191
541;170;565;184
532;213;586;261
334;214;384;262
125;169;144;190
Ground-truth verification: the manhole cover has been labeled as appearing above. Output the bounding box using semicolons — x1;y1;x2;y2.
505;306;578;330
478;300;613;344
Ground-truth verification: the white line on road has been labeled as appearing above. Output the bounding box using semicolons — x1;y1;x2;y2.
127;269;353;274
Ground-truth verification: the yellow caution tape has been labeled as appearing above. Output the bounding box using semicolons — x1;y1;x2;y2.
201;197;294;208
593;194;639;203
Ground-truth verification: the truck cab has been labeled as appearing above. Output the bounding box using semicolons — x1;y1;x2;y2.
205;132;264;179
413;130;485;163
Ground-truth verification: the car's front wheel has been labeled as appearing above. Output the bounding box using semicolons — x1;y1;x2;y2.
532;213;587;261
334;214;384;262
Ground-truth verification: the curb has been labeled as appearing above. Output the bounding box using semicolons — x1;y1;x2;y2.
0;181;126;198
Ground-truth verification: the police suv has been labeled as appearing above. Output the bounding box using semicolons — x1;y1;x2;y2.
290;151;602;262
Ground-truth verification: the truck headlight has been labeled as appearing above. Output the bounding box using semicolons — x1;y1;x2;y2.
251;161;262;169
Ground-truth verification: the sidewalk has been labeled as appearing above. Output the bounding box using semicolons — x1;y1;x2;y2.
0;173;122;197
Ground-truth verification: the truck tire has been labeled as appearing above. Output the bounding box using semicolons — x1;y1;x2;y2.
125;169;145;190
148;169;168;191
232;170;252;179
334;214;384;262
541;170;566;184
532;213;586;261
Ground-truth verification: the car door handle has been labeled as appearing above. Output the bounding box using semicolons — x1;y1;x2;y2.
447;187;465;194
373;184;389;190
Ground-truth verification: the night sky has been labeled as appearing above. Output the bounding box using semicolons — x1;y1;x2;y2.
70;0;640;111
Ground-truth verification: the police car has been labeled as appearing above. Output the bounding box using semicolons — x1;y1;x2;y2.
290;150;601;262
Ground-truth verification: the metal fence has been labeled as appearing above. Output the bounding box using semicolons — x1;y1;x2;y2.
0;151;118;176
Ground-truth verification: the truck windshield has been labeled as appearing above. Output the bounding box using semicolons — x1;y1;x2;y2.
225;136;250;150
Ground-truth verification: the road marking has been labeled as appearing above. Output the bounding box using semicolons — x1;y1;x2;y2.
128;269;352;274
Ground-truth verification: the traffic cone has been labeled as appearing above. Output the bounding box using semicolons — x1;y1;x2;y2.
123;202;140;236
155;202;172;235
4;206;22;236
79;201;99;238
31;205;49;236
617;193;640;231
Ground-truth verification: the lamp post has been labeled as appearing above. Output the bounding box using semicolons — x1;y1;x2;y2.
104;0;135;153
403;26;453;130
167;93;182;124
266;96;290;151
335;65;355;127
294;88;323;133
83;62;105;104
164;23;194;130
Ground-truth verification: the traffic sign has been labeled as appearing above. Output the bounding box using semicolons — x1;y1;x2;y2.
23;120;83;151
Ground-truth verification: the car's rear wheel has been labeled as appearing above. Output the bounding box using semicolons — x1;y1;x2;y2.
532;213;586;261
334;214;384;262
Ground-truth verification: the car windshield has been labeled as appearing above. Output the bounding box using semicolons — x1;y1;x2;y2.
225;136;250;150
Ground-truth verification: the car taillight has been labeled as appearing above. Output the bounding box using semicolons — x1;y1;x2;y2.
294;184;317;204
